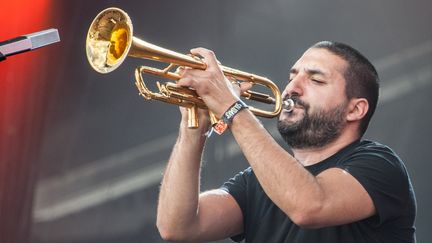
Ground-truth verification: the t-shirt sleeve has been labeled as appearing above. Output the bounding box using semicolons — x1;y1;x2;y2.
336;145;410;226
219;167;251;242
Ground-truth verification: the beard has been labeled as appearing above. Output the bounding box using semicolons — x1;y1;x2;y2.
277;98;347;149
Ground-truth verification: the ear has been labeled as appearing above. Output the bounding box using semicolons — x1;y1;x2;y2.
346;98;369;122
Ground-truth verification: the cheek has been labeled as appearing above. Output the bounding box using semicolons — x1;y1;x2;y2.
307;89;339;110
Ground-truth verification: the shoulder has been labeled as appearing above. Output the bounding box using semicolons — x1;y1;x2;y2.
336;140;416;219
336;140;411;188
338;140;408;175
334;140;415;206
348;140;398;157
220;167;255;190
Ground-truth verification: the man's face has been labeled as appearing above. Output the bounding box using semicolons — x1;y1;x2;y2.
278;48;349;149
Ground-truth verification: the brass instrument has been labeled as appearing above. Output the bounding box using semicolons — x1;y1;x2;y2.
86;7;292;128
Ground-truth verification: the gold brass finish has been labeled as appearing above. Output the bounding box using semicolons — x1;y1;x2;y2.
86;7;286;128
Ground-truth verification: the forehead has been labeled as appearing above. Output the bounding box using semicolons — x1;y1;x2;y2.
291;48;348;77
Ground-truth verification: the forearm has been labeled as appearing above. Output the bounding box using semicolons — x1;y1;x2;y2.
156;126;207;238
230;110;324;224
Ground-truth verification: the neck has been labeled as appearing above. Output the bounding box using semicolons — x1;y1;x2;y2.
292;128;360;166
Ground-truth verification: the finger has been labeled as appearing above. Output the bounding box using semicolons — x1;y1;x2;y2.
179;106;188;115
226;75;237;82
231;80;241;96
180;67;208;82
190;47;220;70
177;77;195;88
240;82;253;92
175;66;185;76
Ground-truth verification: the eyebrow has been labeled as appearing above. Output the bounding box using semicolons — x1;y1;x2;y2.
290;68;327;76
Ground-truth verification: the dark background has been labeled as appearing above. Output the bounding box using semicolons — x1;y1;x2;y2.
1;0;430;242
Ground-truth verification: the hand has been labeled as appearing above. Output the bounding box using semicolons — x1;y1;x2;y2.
177;48;240;118
173;66;210;137
229;78;253;100
178;106;211;138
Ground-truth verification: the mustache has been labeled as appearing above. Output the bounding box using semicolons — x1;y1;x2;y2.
283;95;308;109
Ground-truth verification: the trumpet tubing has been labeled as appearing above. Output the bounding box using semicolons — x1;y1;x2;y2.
86;7;288;128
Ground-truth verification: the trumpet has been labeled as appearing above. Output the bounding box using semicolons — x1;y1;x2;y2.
86;7;293;128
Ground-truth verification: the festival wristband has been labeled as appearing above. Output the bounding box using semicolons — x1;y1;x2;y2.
212;100;249;135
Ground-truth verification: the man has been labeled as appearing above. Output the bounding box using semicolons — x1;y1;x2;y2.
156;41;417;242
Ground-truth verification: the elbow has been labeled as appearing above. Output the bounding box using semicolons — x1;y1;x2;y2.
157;224;182;241
156;219;192;242
156;222;170;241
158;229;180;242
290;212;318;229
288;205;324;229
157;220;179;241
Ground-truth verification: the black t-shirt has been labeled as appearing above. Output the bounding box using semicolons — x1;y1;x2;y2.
220;140;416;243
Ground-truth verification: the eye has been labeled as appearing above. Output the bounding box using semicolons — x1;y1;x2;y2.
311;79;325;84
287;77;293;84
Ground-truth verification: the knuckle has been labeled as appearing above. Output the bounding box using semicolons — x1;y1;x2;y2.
179;77;191;86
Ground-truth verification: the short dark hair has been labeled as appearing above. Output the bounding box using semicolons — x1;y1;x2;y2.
311;41;379;136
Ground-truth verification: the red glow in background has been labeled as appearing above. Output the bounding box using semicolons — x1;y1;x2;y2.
0;1;57;242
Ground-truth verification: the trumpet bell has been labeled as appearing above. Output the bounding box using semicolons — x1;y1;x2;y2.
86;7;133;73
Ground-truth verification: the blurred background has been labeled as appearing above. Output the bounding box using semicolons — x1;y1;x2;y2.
0;0;430;242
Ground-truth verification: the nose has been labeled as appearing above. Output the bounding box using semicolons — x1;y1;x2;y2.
282;75;304;99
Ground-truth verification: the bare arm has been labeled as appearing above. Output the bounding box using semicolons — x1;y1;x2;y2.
156;109;243;241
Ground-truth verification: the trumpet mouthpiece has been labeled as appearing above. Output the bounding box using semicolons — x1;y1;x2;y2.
283;99;294;112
